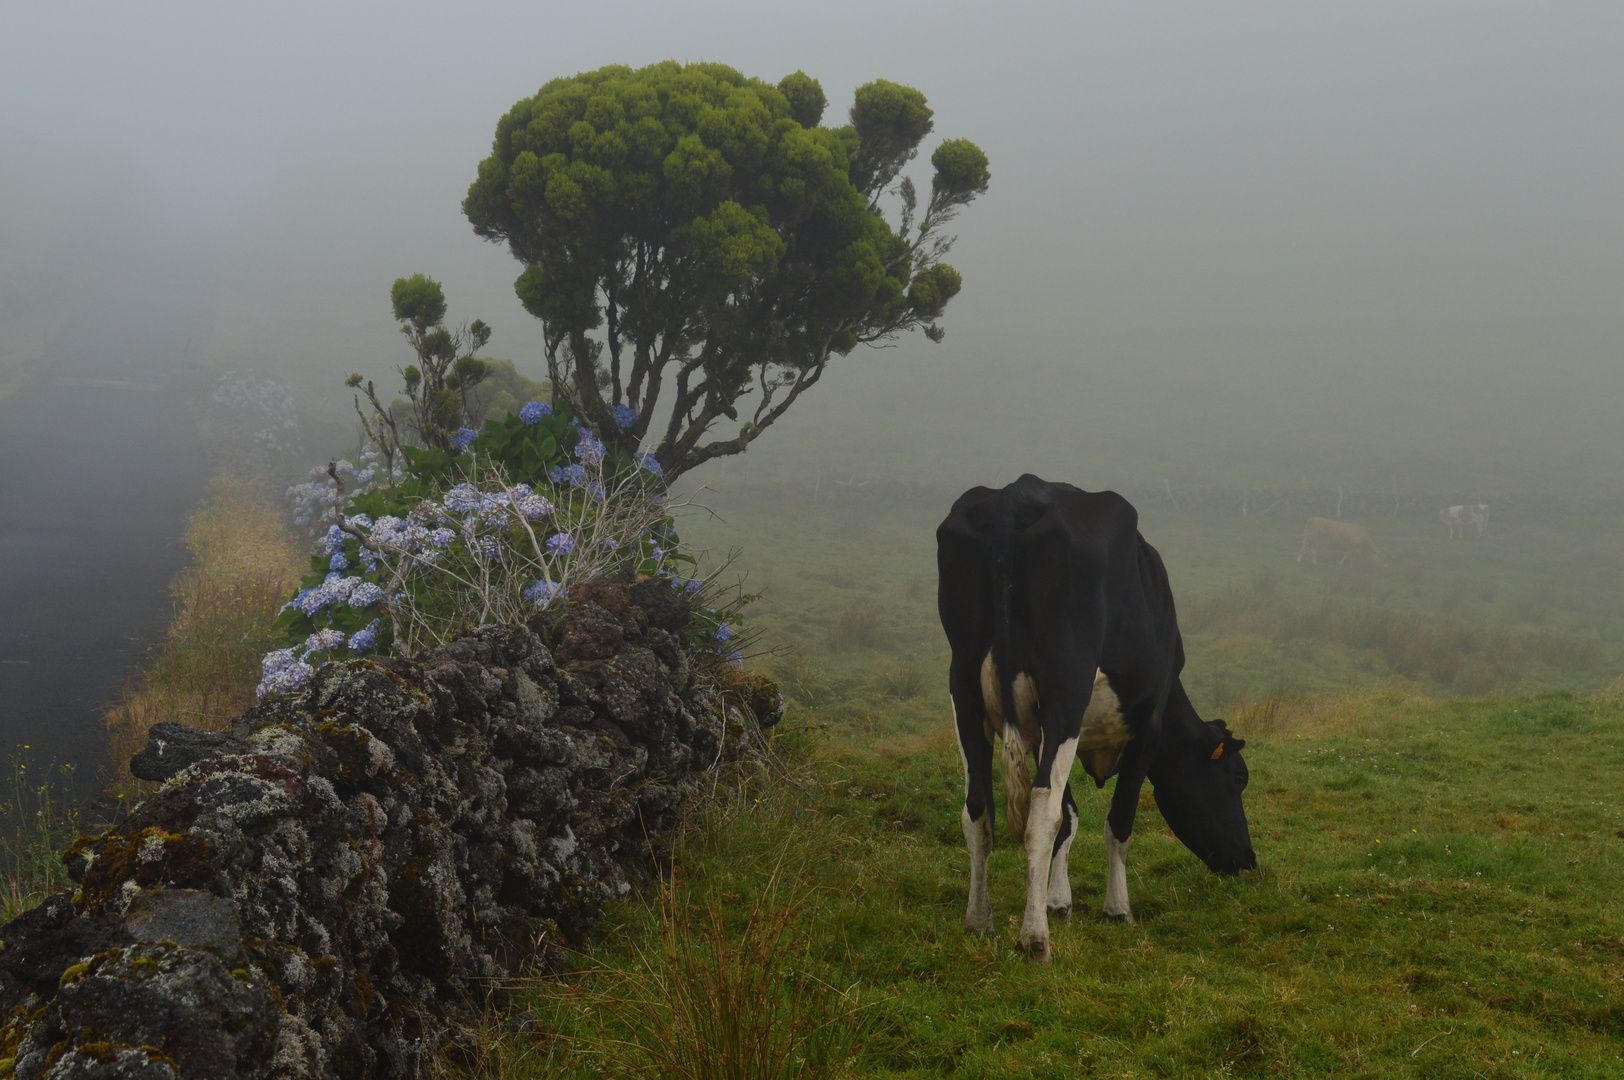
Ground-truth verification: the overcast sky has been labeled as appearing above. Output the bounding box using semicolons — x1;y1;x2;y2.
3;1;1621;492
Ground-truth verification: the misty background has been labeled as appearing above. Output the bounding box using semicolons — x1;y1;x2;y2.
5;1;1621;494
3;2;1624;768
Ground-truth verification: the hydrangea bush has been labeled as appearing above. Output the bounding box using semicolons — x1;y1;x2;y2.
261;400;742;698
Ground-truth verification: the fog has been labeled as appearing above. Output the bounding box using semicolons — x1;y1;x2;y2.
4;3;1624;765
4;1;1621;494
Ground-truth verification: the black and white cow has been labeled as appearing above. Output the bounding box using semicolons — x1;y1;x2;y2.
937;475;1255;962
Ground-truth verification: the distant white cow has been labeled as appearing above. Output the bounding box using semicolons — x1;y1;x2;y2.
1298;517;1383;566
1439;504;1490;538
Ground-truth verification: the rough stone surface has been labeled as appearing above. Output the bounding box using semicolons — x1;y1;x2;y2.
0;583;777;1079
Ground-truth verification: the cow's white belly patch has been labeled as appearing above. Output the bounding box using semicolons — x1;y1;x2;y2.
980;656;1130;786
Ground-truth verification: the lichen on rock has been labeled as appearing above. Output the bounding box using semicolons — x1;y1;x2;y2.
0;582;777;1079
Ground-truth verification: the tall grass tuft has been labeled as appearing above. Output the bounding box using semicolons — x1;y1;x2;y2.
826;605;884;652
0;750;81;923
570;885;869;1080
104;478;304;793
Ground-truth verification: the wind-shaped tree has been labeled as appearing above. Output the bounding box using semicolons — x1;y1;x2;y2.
463;62;989;480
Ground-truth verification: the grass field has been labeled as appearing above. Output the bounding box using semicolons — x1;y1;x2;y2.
456;482;1624;1079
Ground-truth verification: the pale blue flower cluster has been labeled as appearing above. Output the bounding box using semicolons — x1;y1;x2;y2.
519;400;551;425
288;451;395;532
305;628;346;653
635;451;662;475
348;619;381;653
522;580;562;606
257;649;315;697
612;404;637;429
450;428;479;452
288;575;363;617
515;490;554;520
715;624;732;643
575;431;605;466
548;464;587;487
329;553;348;571
213;373;303;460
546;533;576;556
349;582;385;608
724;650;744;669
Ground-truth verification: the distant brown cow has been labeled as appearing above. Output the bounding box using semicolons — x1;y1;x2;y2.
1297;517;1383;566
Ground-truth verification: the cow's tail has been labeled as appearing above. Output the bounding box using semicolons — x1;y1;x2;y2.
990;509;1032;844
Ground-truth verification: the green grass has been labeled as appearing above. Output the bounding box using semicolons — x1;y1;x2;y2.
472;686;1624;1079
444;484;1624;1079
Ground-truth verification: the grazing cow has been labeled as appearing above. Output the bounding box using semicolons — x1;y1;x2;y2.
1438;504;1489;538
1297;517;1383;566
937;475;1256;962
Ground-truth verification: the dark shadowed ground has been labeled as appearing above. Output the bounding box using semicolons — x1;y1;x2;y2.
0;373;203;792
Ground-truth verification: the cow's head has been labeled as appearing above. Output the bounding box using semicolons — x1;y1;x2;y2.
1150;718;1257;874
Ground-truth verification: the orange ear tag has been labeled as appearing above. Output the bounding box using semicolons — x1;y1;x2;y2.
1211;745;1225;760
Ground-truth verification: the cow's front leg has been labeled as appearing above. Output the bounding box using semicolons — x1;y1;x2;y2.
1103;819;1134;922
1046;783;1078;917
1019;737;1078;962
1102;729;1156;923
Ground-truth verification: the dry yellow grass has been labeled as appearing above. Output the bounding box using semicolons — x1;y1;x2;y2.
103;478;304;794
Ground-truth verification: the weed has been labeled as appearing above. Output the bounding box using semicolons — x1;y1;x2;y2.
0;749;81;923
826;606;885;652
875;660;927;701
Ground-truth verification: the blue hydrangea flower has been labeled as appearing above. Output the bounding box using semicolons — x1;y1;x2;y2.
517;494;554;520
305;628;346;653
547;465;565;484
586;481;605;501
636;451;661;474
574;432;605;466
522;580;562;606
565;464;586;487
348;619;381;653
349;514;372;530
724;650;744;669
349;582;385;608
601;538;620;551
320;524;345;557
328;553;349;571
546;533;576;556
519;400;550;425
261;649;299;677
427;527;456;548
612;404;637;429
256;660;315;698
442;483;482;514
450;428;478;452
684;578;703;594
715;624;732;643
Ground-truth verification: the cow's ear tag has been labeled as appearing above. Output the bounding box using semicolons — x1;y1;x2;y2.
1210;744;1225;761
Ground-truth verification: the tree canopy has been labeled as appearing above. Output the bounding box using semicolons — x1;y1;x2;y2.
463;61;988;479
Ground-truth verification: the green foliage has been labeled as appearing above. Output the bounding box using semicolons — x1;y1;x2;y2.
463;61;988;479
470;358;552;424
349;275;495;468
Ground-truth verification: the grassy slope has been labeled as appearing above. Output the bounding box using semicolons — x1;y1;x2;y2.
471;486;1624;1079
499;688;1624;1079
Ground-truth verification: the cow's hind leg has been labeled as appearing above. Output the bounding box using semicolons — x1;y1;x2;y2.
1019;736;1079;963
1046;782;1079;918
952;693;996;935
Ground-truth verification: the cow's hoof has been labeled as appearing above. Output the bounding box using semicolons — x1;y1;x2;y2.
1102;909;1135;925
965;921;994;936
1018;937;1052;964
1048;904;1071;920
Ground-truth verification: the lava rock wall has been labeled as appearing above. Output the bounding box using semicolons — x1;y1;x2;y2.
0;582;779;1079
